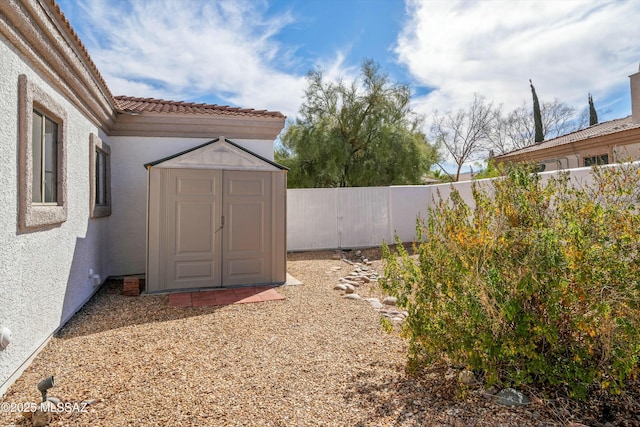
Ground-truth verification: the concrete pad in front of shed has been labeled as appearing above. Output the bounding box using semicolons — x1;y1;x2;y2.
285;273;303;286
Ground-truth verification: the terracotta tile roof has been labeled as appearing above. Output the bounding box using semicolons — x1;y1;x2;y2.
498;116;640;157
114;96;285;119
48;1;284;120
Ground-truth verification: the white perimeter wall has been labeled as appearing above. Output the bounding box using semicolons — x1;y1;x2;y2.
287;186;432;251
108;136;276;276
0;35;111;394
286;167;598;251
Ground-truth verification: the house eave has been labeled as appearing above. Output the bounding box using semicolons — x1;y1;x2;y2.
0;0;117;132
495;126;640;164
111;112;286;140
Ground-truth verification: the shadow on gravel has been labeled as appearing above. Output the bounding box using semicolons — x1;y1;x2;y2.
55;279;224;340
286;243;415;262
343;364;559;427
344;362;640;427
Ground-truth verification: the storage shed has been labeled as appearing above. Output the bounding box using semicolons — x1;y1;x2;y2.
145;137;287;293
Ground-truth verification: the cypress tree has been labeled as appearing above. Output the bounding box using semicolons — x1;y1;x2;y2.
589;93;598;126
530;79;544;143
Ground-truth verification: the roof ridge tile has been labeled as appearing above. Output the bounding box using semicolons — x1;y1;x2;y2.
113;96;285;118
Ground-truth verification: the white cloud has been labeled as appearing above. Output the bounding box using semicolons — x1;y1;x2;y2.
396;0;640;120
74;0;309;117
315;51;357;84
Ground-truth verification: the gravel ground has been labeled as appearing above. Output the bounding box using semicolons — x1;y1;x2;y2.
1;248;639;426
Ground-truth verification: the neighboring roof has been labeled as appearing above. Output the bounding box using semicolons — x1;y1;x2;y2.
497;116;640;158
421;177;443;184
115;96;285;119
144;137;288;171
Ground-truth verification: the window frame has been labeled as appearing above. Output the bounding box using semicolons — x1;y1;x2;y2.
583;154;609;167
18;74;67;230
89;133;112;218
31;110;59;204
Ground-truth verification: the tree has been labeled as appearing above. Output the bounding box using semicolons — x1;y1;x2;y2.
530;79;544;143
430;94;495;181
542;98;582;137
472;158;502;180
488;99;585;156
276;60;438;188
425;168;454;183
589;93;598;126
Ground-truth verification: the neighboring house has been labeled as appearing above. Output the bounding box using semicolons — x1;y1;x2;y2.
495;67;640;170
0;0;286;396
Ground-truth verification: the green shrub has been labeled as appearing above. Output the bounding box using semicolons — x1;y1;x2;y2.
382;162;640;398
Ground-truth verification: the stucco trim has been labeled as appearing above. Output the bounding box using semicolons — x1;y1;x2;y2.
111;113;285;140
89;133;112;218
18;74;68;230
0;0;117;132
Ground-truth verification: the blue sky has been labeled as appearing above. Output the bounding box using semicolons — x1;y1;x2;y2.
57;0;640;151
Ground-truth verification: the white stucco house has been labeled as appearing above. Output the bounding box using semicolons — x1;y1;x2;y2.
0;0;286;396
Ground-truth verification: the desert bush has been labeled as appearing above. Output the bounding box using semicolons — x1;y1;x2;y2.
381;162;640;398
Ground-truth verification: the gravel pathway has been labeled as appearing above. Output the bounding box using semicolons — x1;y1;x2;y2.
1;249;634;426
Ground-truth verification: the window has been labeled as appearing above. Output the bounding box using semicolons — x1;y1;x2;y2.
90;134;111;218
31;110;58;203
96;150;107;205
584;154;608;167
18;75;67;230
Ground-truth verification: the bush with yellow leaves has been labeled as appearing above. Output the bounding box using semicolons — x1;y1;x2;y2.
382;162;640;398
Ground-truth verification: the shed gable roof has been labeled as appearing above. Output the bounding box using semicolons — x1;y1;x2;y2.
145;137;288;171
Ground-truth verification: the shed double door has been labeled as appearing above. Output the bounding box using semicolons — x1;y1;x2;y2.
157;169;272;290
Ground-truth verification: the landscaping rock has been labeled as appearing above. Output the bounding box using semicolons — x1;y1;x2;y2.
32;401;55;426
365;298;384;309
495;388;531;406
382;296;397;306
458;370;476;385
331;259;404;325
381;309;403;317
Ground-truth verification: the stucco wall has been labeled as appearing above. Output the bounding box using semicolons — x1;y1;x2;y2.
0;34;110;395
614;142;640;161
108;136;276;276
